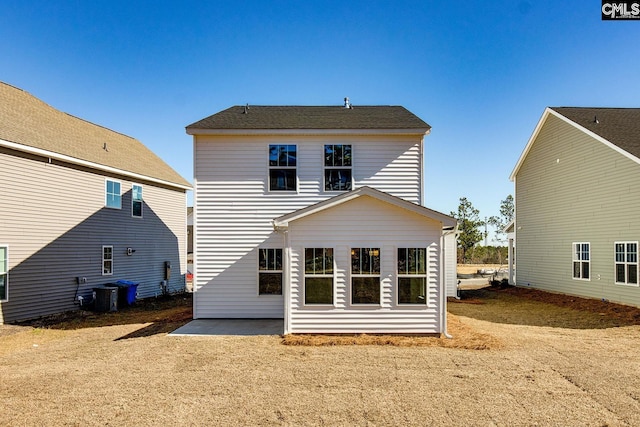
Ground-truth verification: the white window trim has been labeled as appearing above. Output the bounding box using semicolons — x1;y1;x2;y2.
572;242;590;281
105;179;122;209
614;241;639;287
131;183;143;218
323;144;353;193
257;248;283;296
102;245;113;276
268;144;298;193
397;247;428;306
350;247;382;306
0;244;8;302
303;248;335;307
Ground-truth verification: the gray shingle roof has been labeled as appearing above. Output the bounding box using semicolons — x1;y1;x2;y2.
552;107;640;159
0;82;190;188
186;105;430;131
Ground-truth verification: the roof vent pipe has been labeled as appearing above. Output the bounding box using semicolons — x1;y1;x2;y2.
344;97;351;108
243;103;249;114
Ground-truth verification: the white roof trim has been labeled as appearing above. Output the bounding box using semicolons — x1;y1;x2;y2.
510;107;640;181
0;138;192;191
187;128;430;136
273;186;456;228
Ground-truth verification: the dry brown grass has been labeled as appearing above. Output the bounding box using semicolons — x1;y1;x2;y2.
3;288;640;425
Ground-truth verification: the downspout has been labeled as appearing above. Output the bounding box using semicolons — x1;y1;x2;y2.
441;227;452;339
274;222;290;335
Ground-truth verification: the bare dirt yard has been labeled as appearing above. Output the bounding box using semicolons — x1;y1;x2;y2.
2;288;640;426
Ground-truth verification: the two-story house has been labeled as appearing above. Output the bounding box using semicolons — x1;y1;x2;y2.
0;82;191;324
510;107;640;307
187;103;456;334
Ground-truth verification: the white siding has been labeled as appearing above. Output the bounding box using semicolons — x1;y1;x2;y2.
444;232;458;297
515;114;640;307
0;148;187;323
286;196;442;334
194;133;424;319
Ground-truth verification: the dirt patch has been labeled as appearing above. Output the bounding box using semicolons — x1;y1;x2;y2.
450;285;640;329
3;290;640;425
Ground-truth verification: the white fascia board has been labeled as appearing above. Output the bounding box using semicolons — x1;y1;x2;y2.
0;138;192;191
186;128;430;136
509;107;553;182
510;107;640;181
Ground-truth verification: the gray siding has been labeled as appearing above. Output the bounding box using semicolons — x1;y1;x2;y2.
194;133;424;319
515;113;640;306
0;148;187;323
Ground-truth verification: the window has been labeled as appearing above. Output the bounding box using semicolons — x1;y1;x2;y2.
259;248;282;295
351;247;380;304
132;184;143;218
615;242;638;285
102;246;113;276
398;248;427;304
324;144;352;191
304;248;334;304
105;179;121;209
269;145;297;191
572;242;590;280
0;246;7;301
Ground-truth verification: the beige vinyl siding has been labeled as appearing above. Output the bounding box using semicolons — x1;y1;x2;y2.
0;148;187;323
193;133;424;319
286;196;442;334
515;113;640;306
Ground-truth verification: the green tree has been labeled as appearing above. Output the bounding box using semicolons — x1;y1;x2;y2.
451;197;485;263
488;195;514;244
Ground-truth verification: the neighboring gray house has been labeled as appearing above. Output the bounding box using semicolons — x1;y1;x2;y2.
510;107;640;307
0;82;191;324
187;103;457;334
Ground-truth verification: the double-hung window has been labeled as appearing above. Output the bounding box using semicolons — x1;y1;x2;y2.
324;144;352;191
132;184;143;218
102;245;113;276
351;247;380;304
105;179;121;209
258;248;283;295
269;145;297;191
397;248;427;304
304;248;334;304
0;245;7;301
615;242;638;285
572;242;590;280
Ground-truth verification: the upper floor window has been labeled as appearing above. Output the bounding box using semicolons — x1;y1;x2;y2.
397;248;427;304
269;145;297;191
132;184;143;218
572;242;590;280
258;248;283;295
0;245;7;301
304;248;334;305
102;245;113;276
105;179;121;209
615;242;638;285
351;247;380;304
324;144;352;191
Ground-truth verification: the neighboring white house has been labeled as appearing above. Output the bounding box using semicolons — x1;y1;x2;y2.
187;102;457;334
510;107;640;307
0;81;191;324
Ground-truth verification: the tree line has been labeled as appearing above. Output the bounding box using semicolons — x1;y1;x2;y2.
450;195;513;264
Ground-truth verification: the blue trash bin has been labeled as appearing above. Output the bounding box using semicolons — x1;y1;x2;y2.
115;280;139;305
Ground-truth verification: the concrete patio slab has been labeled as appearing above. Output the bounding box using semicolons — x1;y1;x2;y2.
169;319;283;336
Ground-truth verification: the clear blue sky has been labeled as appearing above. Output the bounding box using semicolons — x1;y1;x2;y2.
2;1;639;241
